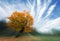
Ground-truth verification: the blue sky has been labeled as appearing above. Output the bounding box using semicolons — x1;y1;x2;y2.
0;0;60;19
0;0;60;33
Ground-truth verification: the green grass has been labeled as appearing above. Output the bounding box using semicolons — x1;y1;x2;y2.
37;35;60;41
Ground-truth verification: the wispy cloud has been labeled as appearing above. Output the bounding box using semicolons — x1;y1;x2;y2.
0;0;28;20
37;17;60;33
44;3;56;19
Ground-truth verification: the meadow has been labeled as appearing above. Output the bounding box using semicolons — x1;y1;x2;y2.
0;35;60;41
38;35;60;41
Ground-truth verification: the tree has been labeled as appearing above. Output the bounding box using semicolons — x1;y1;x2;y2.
6;11;34;37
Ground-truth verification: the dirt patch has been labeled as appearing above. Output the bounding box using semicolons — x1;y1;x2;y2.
0;36;41;41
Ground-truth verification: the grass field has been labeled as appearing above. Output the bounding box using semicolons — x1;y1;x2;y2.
0;35;60;41
38;35;60;41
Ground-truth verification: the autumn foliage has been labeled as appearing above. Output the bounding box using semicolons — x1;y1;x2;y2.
7;11;34;33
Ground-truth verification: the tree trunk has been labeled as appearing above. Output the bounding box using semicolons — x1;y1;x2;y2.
15;27;24;37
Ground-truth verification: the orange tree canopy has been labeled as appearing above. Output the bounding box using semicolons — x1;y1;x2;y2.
7;11;34;32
